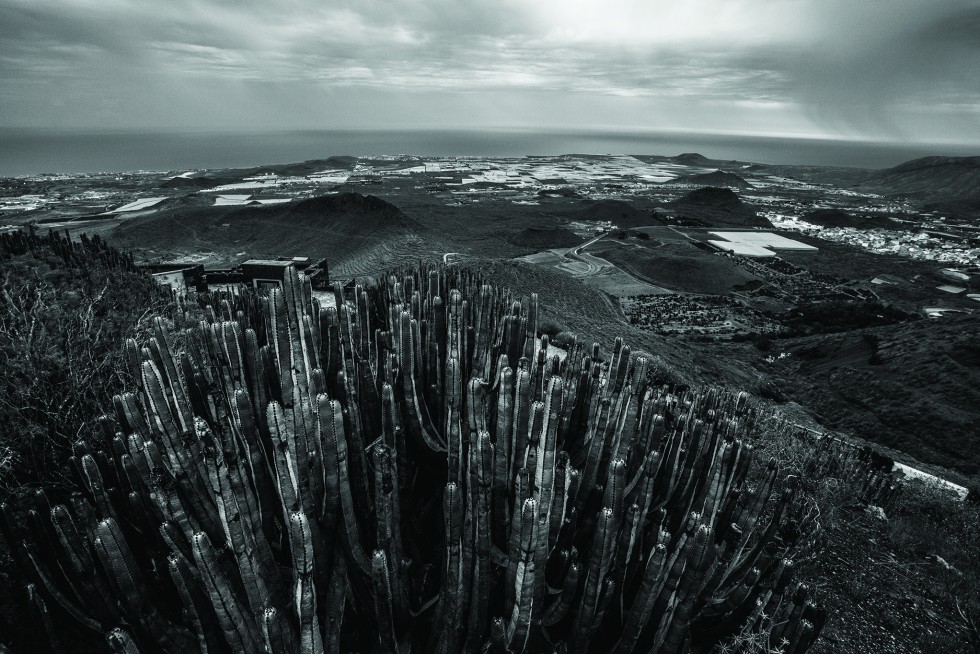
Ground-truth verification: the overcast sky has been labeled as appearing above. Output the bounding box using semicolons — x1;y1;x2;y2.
1;0;979;143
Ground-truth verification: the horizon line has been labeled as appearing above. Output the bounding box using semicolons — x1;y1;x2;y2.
1;125;977;149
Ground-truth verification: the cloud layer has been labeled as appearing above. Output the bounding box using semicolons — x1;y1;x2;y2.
1;0;978;141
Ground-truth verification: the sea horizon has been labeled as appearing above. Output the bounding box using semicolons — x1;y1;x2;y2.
0;126;976;177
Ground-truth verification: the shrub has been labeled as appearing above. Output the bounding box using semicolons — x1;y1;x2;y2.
0;230;176;493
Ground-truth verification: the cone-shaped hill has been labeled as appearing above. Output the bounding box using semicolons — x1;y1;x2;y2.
671;152;712;166
672;170;753;190
669;187;772;228
111;192;422;265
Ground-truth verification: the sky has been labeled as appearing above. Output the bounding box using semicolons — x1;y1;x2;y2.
1;0;979;144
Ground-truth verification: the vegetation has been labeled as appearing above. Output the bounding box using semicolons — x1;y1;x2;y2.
0;229;176;491
0;243;975;654
765;315;980;477
775;300;914;337
2;264;830;653
109;192;420;269
754;419;980;653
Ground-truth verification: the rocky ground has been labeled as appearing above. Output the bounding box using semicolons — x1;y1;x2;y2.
807;498;979;654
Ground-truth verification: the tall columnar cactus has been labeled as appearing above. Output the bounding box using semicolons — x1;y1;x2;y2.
2;263;844;654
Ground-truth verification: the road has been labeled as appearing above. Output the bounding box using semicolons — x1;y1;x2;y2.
572;232;607;257
567;232;610;274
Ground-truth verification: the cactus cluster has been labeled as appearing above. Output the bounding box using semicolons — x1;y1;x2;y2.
0;229;138;272
758;417;901;510
4;265;827;653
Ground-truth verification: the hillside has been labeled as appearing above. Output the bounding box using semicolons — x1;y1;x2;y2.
111;192;429;269
671;152;713;166
507;226;583;249
764;313;980;476
920;195;980;223
672;170;753;190
857;156;980;201
0;231;173;490
2;238;979;653
590;239;763;295
669;187;773;228
570;199;657;228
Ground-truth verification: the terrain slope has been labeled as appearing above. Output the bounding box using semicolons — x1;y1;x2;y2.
672;170;753;190
857;156;980;201
111;192;431;270
570;199;657;229
508;226;584;249
766;313;980;477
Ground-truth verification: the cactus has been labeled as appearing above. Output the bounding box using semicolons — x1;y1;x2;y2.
2;263;849;654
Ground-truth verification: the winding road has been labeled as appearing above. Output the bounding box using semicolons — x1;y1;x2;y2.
567;232;610;274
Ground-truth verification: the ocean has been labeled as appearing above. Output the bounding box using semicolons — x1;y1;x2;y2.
0;128;975;177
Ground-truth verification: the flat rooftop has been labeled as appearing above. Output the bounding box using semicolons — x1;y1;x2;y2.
708;240;776;257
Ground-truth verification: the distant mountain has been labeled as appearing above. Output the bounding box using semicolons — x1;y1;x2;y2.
801;209;899;230
669;187;772;228
858;155;980;201
111;192;421;265
571;199;657;228
888;156;980;174
672;170;753;190
672;153;712;166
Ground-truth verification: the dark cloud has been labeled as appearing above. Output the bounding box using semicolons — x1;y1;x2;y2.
778;1;980;139
0;0;977;141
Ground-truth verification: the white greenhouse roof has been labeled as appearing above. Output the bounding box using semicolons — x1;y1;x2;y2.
708;240;776;257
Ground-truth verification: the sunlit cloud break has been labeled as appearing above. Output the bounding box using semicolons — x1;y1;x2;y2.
1;0;978;142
